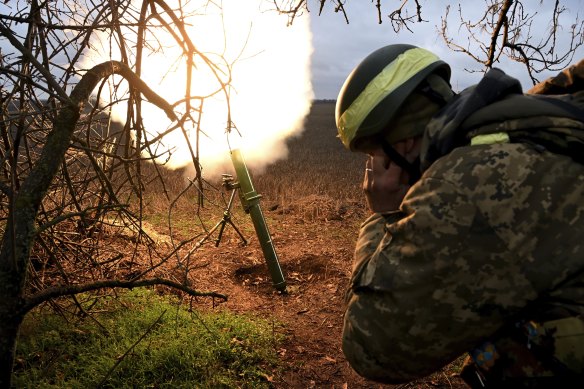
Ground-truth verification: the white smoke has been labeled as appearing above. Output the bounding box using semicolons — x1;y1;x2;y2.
82;1;313;178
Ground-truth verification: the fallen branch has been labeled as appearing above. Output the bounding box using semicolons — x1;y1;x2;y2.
21;277;228;315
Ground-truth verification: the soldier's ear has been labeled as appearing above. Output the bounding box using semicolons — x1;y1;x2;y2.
404;136;423;163
404;136;421;153
404;138;414;152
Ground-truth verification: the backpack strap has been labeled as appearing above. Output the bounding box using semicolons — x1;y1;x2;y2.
535;94;584;122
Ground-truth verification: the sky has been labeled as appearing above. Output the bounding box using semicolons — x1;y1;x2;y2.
2;1;583;100
308;0;584;99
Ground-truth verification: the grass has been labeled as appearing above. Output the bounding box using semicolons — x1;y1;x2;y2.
13;289;282;388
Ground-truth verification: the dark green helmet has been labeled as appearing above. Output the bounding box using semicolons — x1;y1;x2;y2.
335;44;451;151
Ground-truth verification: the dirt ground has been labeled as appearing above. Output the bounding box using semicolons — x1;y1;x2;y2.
154;102;470;388
184;199;469;389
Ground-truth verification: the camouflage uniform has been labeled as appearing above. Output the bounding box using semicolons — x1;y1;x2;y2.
343;65;584;386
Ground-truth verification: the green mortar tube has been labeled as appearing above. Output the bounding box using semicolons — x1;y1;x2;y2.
230;148;287;292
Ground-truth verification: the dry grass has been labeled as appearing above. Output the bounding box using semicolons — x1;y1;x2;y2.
253;102;366;215
139;101;367;231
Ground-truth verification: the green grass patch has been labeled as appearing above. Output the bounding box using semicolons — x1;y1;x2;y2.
14;290;283;388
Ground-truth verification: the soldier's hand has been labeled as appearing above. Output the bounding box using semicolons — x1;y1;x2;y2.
363;142;411;213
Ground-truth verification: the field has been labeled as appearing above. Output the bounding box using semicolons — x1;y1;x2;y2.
162;101;468;388
15;101;469;388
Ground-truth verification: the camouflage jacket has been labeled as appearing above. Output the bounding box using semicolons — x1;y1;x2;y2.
343;67;584;385
421;66;584;171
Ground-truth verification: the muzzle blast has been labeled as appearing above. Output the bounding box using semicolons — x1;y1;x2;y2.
230;148;286;292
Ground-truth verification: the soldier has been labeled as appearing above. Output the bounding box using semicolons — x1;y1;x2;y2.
336;44;584;387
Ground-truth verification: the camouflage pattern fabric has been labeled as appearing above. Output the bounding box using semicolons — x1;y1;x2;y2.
420;68;584;172
343;142;584;384
419;67;523;171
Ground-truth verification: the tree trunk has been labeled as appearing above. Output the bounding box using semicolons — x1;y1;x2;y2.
0;61;175;386
0;306;23;387
0;165;51;387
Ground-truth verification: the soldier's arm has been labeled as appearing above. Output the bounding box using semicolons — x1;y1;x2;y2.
342;167;538;383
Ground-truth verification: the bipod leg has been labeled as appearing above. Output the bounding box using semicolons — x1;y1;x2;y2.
214;212;229;247
224;218;248;246
214;186;247;247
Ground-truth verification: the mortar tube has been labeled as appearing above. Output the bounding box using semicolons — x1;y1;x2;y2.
230;148;286;291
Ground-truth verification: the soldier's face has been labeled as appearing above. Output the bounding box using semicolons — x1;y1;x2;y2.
354;135;384;155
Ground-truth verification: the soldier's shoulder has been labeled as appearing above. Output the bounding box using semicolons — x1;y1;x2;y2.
424;143;529;178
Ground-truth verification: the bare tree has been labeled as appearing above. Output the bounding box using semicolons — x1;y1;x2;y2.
275;0;584;84
0;1;235;386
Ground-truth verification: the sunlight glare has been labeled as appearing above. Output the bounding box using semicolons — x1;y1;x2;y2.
82;0;313;179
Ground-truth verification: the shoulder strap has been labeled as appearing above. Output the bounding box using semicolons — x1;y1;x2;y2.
535;94;584;122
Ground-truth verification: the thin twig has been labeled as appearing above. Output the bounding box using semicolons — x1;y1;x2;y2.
95;309;167;388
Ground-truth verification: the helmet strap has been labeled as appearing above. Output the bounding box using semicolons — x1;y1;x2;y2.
417;80;449;107
381;139;421;185
418;72;457;108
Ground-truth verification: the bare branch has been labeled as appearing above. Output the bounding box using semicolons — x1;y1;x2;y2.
72;61;177;121
0;21;71;103
299;1;584;84
485;0;513;67
21;277;228;315
0;3;239;385
388;0;424;32
438;0;584;82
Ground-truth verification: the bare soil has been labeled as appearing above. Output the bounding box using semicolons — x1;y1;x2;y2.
185;207;468;389
179;102;470;388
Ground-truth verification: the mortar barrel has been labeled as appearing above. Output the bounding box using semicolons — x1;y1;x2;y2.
231;148;286;291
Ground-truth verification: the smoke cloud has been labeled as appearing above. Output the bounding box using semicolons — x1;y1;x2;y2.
82;1;314;179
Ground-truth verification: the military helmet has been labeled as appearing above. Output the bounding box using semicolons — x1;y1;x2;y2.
335;44;451;151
